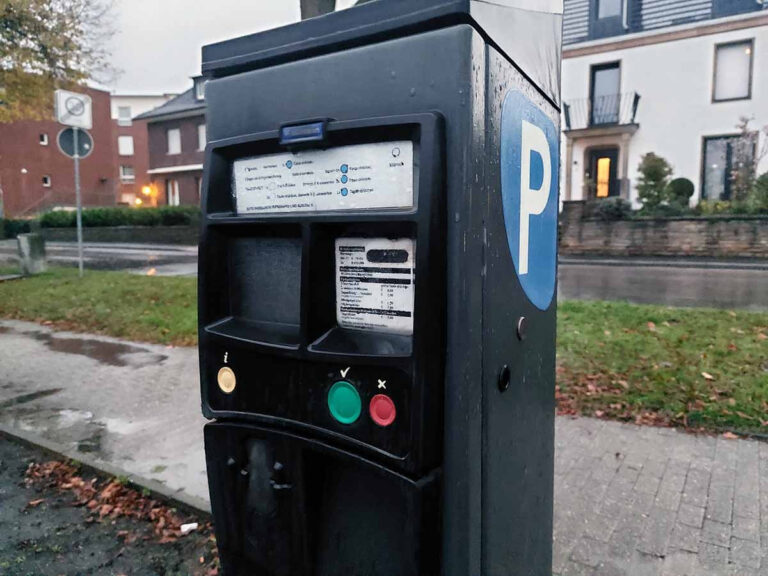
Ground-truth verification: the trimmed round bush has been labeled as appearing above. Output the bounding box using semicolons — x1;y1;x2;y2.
666;178;695;207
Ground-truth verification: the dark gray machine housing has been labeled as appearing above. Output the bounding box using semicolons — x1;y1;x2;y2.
199;1;562;574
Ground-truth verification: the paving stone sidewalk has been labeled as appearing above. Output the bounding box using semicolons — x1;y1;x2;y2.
0;319;765;574
555;417;768;576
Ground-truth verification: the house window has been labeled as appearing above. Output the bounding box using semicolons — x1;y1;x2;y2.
590;62;621;125
166;179;180;206
42;175;51;187
120;165;135;183
39;133;48;146
195;176;202;201
117;106;132;126
198;124;206;151
597;0;622;19
713;40;753;102
702;135;755;201
118;135;134;156
167;128;181;155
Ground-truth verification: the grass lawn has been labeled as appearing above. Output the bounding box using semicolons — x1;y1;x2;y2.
0;268;766;434
558;300;768;435
0;267;197;346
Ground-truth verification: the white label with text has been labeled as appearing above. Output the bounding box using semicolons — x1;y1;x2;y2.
335;238;415;335
233;141;413;214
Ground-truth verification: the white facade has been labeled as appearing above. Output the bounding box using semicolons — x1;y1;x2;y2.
110;94;174;122
561;13;768;206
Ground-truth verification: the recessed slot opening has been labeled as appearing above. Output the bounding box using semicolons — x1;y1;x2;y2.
205;225;303;348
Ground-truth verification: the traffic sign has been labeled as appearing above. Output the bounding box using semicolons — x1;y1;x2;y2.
57;128;94;159
500;90;560;311
54;89;93;130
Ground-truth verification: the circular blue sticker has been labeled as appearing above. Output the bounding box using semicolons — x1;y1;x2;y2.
500;90;560;311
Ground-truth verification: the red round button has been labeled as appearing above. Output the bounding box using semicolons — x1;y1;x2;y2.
369;394;396;427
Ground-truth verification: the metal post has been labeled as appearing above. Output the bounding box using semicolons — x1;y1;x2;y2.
73;127;84;278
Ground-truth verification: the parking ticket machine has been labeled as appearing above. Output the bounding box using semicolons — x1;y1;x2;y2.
198;1;563;574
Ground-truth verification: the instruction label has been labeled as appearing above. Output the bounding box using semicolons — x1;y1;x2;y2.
335;238;415;335
233;141;413;214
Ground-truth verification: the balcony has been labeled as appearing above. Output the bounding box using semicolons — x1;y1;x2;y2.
563;92;641;133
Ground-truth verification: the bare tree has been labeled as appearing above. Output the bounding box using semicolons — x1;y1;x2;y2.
0;0;117;122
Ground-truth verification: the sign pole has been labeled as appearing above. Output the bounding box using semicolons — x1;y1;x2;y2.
73;127;84;278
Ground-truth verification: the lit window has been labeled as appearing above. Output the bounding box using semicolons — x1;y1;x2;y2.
198;124;207;151
117;106;132;126
598;0;622;19
42;175;51;187
714;40;753;102
120;165;135;183
39;133;48;146
167;128;181;155
118;135;134;156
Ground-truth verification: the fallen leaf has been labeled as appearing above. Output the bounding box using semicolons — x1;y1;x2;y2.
146;268;157;276
617;380;629;389
27;498;45;508
594;410;605;417
647;322;656;332
722;431;739;440
758;333;767;341
701;372;715;381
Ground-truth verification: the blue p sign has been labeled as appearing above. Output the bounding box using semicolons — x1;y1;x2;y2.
500;90;559;311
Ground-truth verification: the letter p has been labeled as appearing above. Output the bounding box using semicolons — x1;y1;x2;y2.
518;120;552;275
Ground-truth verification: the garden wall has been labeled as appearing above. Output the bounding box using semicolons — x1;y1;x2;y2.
41;226;199;246
560;201;768;259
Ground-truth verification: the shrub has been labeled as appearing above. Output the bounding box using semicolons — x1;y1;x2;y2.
640;203;687;218
40;210;76;228
1;219;33;238
40;206;201;228
666;178;695;208
748;172;768;214
592;198;632;221
637;153;673;210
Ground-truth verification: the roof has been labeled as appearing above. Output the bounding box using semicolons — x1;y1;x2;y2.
134;88;205;121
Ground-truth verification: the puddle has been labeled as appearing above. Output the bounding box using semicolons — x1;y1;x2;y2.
0;388;62;409
30;331;166;368
0;406;110;458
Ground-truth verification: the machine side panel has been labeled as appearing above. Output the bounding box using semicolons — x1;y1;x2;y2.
481;46;559;575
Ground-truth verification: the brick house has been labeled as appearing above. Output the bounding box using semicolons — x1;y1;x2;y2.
110;94;174;206
0;86;118;218
135;78;207;207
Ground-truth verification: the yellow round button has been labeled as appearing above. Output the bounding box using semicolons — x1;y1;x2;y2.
217;367;236;394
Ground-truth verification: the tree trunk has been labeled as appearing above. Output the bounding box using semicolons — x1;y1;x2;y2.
300;0;337;19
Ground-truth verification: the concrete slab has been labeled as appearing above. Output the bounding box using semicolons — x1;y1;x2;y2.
0;320;208;506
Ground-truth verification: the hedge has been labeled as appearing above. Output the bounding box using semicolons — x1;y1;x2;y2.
40;206;201;228
1;219;33;239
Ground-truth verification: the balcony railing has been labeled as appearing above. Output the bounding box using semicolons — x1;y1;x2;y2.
564;92;641;131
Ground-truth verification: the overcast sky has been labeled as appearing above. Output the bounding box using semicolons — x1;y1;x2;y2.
109;1;309;94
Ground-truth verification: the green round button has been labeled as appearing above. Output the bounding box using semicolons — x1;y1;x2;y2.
328;381;361;425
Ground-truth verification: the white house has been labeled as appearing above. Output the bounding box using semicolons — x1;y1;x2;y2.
561;0;768;206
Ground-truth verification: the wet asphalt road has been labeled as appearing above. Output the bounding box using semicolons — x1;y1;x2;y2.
2;240;767;309
558;259;768;311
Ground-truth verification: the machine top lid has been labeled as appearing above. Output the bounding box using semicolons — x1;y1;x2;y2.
201;0;563;106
